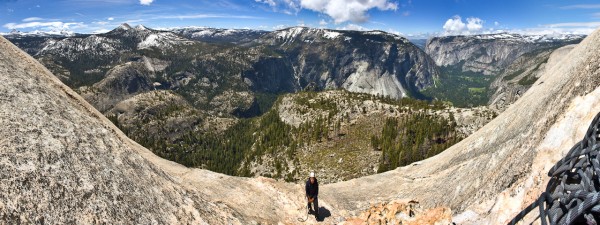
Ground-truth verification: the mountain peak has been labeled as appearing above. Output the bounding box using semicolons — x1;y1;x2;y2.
135;24;148;31
116;23;132;31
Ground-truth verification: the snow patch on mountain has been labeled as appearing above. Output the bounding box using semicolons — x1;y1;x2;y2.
2;29;75;37
275;27;307;44
137;33;191;50
323;31;341;39
470;33;585;43
38;35;119;57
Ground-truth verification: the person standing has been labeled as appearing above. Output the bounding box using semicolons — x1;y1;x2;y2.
305;171;319;216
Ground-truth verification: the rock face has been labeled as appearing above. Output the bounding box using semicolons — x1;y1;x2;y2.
489;44;576;112
342;199;452;225
258;27;440;98
322;29;600;224
0;36;221;224
3;27;600;224
425;33;583;75
0;33;310;224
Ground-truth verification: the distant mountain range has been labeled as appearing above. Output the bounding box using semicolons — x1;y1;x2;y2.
4;25;583;108
3;23;585;114
5;23;440;110
426;33;584;76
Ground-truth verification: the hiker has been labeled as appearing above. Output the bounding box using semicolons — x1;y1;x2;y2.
305;171;319;216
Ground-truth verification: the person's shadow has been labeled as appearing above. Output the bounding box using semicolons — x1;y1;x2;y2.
316;207;331;222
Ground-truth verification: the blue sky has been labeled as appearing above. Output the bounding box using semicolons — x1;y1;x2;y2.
1;0;600;37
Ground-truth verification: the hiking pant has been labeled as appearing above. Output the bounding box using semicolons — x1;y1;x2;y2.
307;196;319;214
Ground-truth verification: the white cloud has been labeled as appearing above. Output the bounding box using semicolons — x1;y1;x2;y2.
301;0;397;23
442;15;485;35
22;17;43;22
3;21;86;33
442;15;466;34
338;23;369;31
439;15;596;36
140;0;154;5
466;17;483;31
256;0;397;23
108;17;115;21
4;21;74;30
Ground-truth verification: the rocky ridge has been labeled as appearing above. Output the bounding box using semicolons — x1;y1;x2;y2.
257;27;439;98
426;33;583;75
489;44;576;112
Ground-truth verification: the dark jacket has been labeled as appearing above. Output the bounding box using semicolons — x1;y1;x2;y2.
305;178;319;198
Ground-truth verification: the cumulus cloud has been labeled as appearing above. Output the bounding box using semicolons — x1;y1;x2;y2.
301;0;397;23
256;0;397;23
442;15;465;34
466;17;483;31
108;17;115;21
442;15;485;35
140;0;153;5
338;23;369;31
